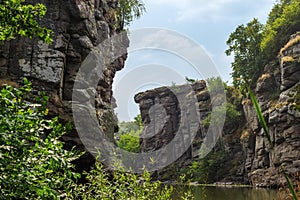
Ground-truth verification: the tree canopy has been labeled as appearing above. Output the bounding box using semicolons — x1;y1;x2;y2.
261;0;300;61
0;0;52;43
225;19;263;91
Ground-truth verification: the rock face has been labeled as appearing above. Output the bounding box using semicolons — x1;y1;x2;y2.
0;0;128;170
245;34;300;187
134;81;208;160
135;81;247;183
135;34;300;187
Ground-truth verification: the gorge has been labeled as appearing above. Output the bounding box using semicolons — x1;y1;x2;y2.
0;0;299;191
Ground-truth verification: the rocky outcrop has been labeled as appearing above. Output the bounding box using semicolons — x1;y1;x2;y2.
0;0;128;171
135;81;247;183
245;33;300;187
134;81;208;159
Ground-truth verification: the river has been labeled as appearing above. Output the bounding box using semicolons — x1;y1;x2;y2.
173;185;280;200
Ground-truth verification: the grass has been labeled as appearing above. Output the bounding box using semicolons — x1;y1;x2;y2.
281;56;295;65
280;34;300;56
258;73;272;82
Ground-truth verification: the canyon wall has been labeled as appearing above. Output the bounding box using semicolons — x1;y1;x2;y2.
0;0;128;170
245;33;300;187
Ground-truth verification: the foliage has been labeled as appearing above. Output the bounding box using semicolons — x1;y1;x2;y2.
180;142;228;184
202;102;241;131
0;0;52;43
72;161;174;200
0;80;178;199
203;78;242;133
226;18;264;91
248;88;273;148
116;115;143;153
117;0;145;29
118;132;141;152
206;76;225;95
0;79;80;199
261;0;300;61
134;114;143;127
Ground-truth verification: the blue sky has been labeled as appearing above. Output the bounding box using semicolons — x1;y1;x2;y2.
113;0;276;121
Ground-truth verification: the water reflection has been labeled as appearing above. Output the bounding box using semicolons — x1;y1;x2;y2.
173;185;280;200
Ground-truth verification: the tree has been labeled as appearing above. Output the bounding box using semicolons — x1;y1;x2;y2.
117;0;145;29
226;18;264;92
0;0;52;43
261;0;300;61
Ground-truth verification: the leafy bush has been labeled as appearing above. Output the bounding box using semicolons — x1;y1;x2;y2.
180;143;228;184
73;161;173;200
0;80;176;199
118;131;141;152
0;79;80;199
203;78;242;133
116;114;143;153
0;0;52;43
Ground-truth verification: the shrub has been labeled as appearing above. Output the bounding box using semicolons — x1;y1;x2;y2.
118;131;141;153
0;80;176;199
73;161;173;200
0;79;80;199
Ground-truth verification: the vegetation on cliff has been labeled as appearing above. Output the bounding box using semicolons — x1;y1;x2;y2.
226;0;300;92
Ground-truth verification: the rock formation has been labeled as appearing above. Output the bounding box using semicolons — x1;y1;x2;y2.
135;81;247;183
0;0;128;171
245;33;300;187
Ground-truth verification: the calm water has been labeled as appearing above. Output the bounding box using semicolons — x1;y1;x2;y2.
173;185;280;200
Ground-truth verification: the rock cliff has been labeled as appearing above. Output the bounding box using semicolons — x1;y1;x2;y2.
0;0;128;171
244;33;300;187
135;34;300;187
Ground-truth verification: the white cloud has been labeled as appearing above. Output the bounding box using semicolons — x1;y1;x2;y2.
147;0;274;22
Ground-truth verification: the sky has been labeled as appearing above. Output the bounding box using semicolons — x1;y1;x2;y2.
113;0;276;122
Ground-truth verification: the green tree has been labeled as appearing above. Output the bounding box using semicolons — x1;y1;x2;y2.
226;18;264;92
116;115;143;153
117;0;145;29
0;0;52;43
134;113;143;127
118;131;141;152
261;0;300;61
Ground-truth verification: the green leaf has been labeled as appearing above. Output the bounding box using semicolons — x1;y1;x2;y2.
248;87;273;148
281;166;299;200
